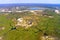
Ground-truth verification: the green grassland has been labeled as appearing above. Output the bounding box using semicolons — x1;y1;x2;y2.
0;10;60;40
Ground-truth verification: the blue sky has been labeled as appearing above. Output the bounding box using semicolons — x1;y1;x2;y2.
0;0;60;4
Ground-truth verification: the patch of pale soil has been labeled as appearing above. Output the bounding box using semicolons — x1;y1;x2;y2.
40;36;57;40
2;27;5;30
0;27;5;30
0;36;3;40
48;16;54;18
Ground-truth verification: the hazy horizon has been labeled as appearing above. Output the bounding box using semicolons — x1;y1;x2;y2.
0;0;60;4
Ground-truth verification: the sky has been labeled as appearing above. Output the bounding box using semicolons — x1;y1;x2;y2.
0;0;60;4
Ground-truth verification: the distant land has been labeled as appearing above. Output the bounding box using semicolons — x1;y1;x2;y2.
0;3;60;7
0;3;59;10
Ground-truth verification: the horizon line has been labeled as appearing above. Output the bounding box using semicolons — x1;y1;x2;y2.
0;3;60;4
